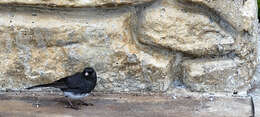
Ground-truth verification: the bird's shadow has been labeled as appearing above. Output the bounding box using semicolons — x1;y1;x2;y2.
32;97;93;108
25;96;67;107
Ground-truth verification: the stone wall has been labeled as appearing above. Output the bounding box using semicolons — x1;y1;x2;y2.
0;0;258;94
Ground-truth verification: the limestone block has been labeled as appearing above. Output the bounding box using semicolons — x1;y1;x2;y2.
182;59;250;92
180;0;258;33
137;0;235;56
0;6;174;92
136;0;257;93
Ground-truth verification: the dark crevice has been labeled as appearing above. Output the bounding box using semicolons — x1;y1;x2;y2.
46;41;80;48
250;96;255;117
0;0;156;9
0;3;137;14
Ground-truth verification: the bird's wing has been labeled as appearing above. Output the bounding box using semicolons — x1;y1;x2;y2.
52;72;95;94
48;77;69;89
48;72;82;89
63;73;83;88
63;73;95;93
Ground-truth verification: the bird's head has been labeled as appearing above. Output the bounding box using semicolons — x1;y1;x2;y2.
83;67;96;78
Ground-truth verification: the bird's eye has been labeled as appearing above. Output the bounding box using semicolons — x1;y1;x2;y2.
85;72;89;76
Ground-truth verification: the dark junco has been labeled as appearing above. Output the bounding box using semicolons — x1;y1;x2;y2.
26;67;97;109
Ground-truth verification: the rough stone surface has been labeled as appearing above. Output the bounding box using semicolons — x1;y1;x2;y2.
254;97;260;117
251;89;260;117
182;59;240;92
253;24;260;90
249;82;260;117
137;0;235;56
180;0;258;33
136;0;258;93
0;0;258;93
0;5;174;92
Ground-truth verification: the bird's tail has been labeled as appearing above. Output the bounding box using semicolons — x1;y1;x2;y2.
26;83;53;90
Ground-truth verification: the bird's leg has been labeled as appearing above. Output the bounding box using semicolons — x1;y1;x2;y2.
32;94;40;108
90;93;95;96
79;99;94;106
65;98;80;110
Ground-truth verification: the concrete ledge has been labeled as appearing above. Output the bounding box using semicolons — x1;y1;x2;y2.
0;92;253;117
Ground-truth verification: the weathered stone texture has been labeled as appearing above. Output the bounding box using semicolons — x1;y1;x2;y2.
137;0;235;56
182;59;245;92
0;6;174;92
0;0;258;94
136;0;258;92
181;0;257;33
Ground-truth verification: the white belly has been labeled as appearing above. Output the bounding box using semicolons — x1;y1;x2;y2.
64;92;89;99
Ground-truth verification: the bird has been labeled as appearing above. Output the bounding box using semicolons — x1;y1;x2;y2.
26;67;97;110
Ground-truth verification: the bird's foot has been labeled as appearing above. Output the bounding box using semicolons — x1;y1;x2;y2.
65;105;80;110
32;102;40;108
77;100;94;106
90;93;95;96
81;102;94;106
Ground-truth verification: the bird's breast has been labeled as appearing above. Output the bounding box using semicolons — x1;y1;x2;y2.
63;92;89;99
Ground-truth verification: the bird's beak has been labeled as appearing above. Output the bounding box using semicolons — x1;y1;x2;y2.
85;72;89;76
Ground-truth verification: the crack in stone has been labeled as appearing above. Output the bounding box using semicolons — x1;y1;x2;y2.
250;96;255;117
